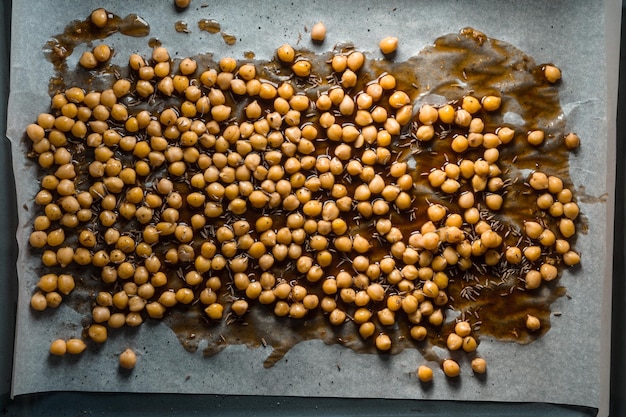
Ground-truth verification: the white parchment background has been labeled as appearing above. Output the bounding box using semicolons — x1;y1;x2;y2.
6;0;616;412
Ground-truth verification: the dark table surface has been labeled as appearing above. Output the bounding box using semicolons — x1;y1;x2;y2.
0;0;622;415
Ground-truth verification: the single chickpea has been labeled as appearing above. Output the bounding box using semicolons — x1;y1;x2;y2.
119;348;137;370
30;291;47;311
375;333;392;351
527;130;545;146
88;324;108;343
564;132;580;150
66;339;87;355
277;44;295;63
544;64;561;83
90;8;108;27
471;357;487;374
526;315;542;331
311;21;326;42
379;36;398;55
49;339;67;356
442;359;460;377
417;365;433;382
481;95;501;111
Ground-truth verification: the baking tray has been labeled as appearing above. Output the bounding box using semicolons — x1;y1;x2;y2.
1;0;621;415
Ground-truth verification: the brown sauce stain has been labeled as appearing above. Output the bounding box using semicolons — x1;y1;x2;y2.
36;20;583;369
221;32;237;46
44;10;149;71
576;185;608;204
148;37;162;48
175;21;190;34
198;18;221;34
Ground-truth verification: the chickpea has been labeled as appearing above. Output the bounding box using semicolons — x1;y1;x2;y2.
526;315;541;331
88;324;108;343
471;357;487;374
406;325;426;341
527;130;545;146
66;339;87;355
565;132;580;150
417;365;433;382
358;322;376;339
442;359;460;377
544;64;561;83
379;36;398;55
90;8;108;27
277;44;295;63
94;44;111;63
447;333;463;351
347;51;365;71
49;339;67;356
119;348;137;370
375;333;392;351
30;291;47;311
310;21;327;42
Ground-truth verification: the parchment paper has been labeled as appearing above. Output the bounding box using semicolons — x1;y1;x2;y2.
6;0;614;411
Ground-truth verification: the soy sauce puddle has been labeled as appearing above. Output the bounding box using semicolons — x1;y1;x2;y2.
39;16;583;369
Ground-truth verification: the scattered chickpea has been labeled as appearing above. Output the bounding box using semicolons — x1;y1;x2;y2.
527;130;545;146
417;365;433;382
310;22;326;42
526;315;541;331
375;333;392;351
119;348;137;370
49;339;67;356
442;359;460;377
90;8;108;28
471;357;487;374
544;64;561;83
379;36;398;55
564;132;580;150
66;339;87;355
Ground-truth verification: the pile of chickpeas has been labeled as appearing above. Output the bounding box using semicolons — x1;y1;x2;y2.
24;15;581;381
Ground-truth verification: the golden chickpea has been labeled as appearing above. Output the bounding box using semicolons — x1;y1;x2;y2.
30;291;47;311
407;326;426;341
90;8;108;27
526;315;541;331
49;339;67;356
354;322;374;339
66;339;87;355
276;44;296;63
88;324;108;343
462;336;477;352
119;348;137;370
544;64;561;83
79;51;98;69
442;359;460;377
347;51;365;71
471;357;487;374
311;21;327;42
481;95;501;111
559;218;576;238
563;251;581;266
462;96;481;114
527;130;545;146
417;365;433;382
375;333;392;351
540;263;558;281
447;333;463;351
93;44;111;63
564;132;580;150
379;36;398;54
329;308;347;325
